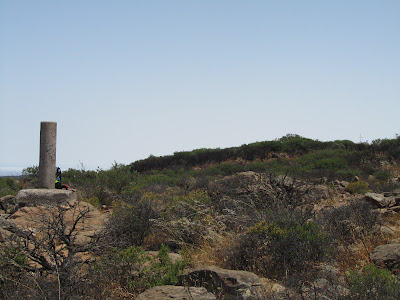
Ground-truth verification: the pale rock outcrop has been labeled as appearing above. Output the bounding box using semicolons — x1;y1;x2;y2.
5;200;107;245
370;239;400;273
136;286;216;300
365;192;392;208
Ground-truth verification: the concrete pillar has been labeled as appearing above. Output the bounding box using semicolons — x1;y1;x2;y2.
38;122;57;189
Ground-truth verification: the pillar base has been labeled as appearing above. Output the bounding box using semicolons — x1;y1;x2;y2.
16;189;77;207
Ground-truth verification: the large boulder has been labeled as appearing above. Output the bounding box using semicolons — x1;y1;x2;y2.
177;266;265;300
364;192;396;208
6;201;107;245
16;189;77;207
370;239;400;273
136;286;216;300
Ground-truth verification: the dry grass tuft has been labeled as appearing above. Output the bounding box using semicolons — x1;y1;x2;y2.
186;232;237;268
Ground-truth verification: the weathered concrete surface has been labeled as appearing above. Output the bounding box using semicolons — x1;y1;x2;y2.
38;121;57;189
16;189;77;207
136;286;216;300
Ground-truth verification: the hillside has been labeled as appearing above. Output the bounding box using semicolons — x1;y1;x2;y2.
1;134;400;299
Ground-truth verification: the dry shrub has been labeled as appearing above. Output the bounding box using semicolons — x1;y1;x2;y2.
224;219;329;279
321;200;385;271
96;195;157;249
185;232;236;268
0;203;97;300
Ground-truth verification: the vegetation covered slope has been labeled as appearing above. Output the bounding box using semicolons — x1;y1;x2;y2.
1;134;400;299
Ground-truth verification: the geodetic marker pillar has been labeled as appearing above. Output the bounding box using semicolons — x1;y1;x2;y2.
38;121;57;189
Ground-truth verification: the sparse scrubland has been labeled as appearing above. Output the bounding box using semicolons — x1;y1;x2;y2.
1;134;400;299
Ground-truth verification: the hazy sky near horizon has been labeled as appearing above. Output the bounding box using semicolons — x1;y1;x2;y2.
1;0;399;173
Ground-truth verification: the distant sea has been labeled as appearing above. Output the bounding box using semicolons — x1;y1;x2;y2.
0;167;24;177
0;164;101;177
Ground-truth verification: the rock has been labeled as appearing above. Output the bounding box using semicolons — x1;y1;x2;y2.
384;192;400;197
301;278;349;300
147;251;183;264
380;225;396;236
0;195;18;214
370;243;400;272
389;238;400;244
6;201;107;246
340;181;349;187
364;193;395;208
16;189;77;207
136;286;216;300
178;266;265;299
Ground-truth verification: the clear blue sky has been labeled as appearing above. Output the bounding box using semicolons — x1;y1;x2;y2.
1;0;399;174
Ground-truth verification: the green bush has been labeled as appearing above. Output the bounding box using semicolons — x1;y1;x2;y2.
98;195;157;249
205;163;245;176
347;265;400;299
91;244;187;295
21;165;39;178
345;181;370;194
374;170;391;183
146;244;188;287
0;246;28;299
97;162;134;195
0;177;19;197
82;196;101;208
228;219;328;278
295;149;360;181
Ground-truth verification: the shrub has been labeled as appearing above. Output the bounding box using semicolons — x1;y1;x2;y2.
368;170;393;192
207;163;246;176
0;177;19;197
146;244;188;287
21;165;39;178
374;170;391;183
97;162;134;195
296;149;360;181
90;244;187;296
82;196;101;208
322;200;379;245
345;181;370;194
227;219;328;279
97;195;157;249
0;203;95;299
347;265;400;299
0;246;28;299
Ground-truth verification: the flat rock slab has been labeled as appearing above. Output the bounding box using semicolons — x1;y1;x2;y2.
136;286;216;300
16;189;77;207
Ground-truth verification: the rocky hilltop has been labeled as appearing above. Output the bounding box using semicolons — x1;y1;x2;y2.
1;135;400;299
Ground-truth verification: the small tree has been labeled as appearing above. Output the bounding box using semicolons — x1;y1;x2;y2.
0;203;94;299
